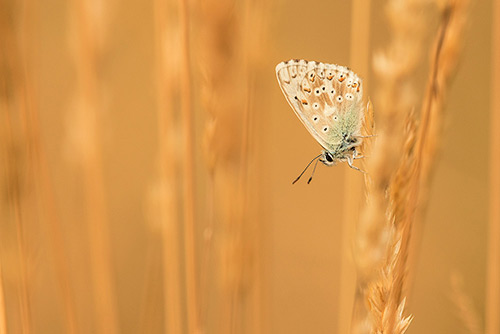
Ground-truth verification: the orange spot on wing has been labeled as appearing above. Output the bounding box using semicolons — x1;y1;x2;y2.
301;99;308;105
339;76;345;82
304;87;311;93
327;75;333;80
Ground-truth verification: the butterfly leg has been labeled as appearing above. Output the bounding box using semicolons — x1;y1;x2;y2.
347;154;366;173
352;148;365;160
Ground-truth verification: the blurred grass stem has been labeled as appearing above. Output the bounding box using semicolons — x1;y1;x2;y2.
178;0;200;332
487;0;500;331
73;0;119;332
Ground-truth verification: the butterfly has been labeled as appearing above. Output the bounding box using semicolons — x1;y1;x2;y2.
275;59;366;184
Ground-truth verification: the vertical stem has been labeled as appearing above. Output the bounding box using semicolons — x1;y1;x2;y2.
12;188;31;334
340;1;371;333
235;2;253;333
154;0;183;332
178;0;199;332
486;0;500;332
20;1;79;332
3;106;32;334
1;2;32;332
73;0;119;332
0;264;5;334
241;3;262;332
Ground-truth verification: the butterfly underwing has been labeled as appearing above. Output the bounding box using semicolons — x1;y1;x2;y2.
276;59;365;178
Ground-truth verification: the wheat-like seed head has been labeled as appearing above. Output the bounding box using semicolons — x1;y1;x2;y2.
355;0;470;332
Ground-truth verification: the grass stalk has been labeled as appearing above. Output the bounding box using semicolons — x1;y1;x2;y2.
178;0;200;332
353;0;428;329
450;274;481;334
357;0;467;333
34;135;80;334
0;264;5;334
20;1;79;332
72;0;119;332
340;0;372;332
1;3;35;332
12;190;31;334
198;0;239;332
153;0;183;332
486;0;500;331
198;1;265;332
235;2;261;333
198;0;239;329
355;0;469;332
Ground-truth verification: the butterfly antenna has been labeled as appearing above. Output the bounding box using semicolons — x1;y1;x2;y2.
307;157;321;184
292;154;322;184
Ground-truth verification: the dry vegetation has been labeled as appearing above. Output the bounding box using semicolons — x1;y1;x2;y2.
355;0;471;333
0;0;496;333
152;0;266;333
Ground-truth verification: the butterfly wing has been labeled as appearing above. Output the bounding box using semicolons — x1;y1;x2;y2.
276;59;364;153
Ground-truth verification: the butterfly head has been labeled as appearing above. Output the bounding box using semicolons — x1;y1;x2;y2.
319;151;336;166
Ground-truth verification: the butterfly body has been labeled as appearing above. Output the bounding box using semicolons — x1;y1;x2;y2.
275;59;365;171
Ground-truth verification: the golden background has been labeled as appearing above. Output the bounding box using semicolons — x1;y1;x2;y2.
0;0;497;333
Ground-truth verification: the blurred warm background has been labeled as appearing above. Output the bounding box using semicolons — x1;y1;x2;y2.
0;0;498;333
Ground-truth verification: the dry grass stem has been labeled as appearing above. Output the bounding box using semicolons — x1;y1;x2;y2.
71;0;119;332
178;0;201;332
340;2;372;332
487;0;500;330
18;2;80;332
361;100;376;171
152;0;184;332
198;0;247;329
355;0;470;332
198;0;265;333
450;274;482;334
0;264;6;334
355;0;428;287
1;2;37;332
353;0;430;329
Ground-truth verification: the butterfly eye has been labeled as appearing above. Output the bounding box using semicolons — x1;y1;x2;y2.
336;96;343;102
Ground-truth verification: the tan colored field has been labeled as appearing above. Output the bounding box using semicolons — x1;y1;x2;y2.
0;0;498;333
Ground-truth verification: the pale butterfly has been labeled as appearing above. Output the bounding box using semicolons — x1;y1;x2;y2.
275;59;366;184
